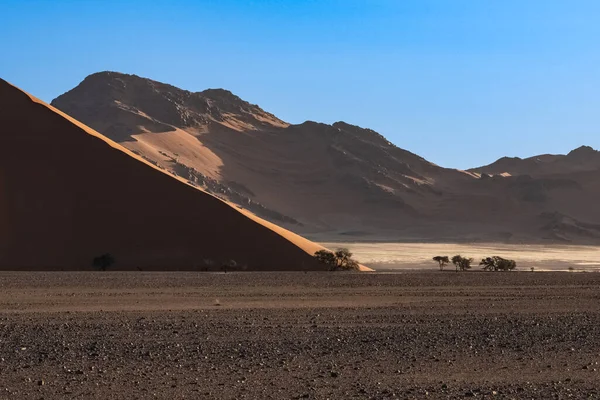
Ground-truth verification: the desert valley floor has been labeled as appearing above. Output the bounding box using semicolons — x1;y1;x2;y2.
1;271;599;399
323;242;600;271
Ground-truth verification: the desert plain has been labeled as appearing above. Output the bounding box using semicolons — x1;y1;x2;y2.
324;242;600;271
1;268;600;399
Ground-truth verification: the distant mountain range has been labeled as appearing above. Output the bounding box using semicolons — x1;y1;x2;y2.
51;72;600;243
470;146;600;177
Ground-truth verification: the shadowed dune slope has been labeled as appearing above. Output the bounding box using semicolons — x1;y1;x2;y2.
0;79;336;271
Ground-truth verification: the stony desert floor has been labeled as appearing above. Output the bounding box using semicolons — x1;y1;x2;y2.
1;271;600;399
322;242;600;271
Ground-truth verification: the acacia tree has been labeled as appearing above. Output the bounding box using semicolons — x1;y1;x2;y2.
460;257;473;271
451;255;463;272
334;248;359;270
451;255;473;272
480;257;496;271
221;259;237;273
502;258;515;271
497;257;516;271
92;253;115;271
480;256;517;271
314;248;359;271
315;249;337;268
432;256;450;271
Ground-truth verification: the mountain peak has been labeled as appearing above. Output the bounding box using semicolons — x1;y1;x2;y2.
51;72;288;139
77;71;176;92
471;145;600;177
83;70;129;79
567;145;597;157
200;88;238;98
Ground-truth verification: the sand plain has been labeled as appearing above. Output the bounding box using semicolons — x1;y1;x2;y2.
1;271;599;399
323;242;600;271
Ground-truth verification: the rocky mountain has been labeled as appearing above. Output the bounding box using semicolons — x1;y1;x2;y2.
470;146;600;177
51;72;600;243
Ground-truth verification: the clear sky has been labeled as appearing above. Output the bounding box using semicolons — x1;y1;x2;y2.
1;0;599;169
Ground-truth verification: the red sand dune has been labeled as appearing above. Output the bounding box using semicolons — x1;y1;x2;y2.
0;79;366;271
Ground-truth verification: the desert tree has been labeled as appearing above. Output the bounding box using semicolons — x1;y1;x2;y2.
314;249;337;269
221;259;237;273
314;248;360;271
201;258;215;271
452;255;473;271
92;253;115;271
451;255;463;272
479;257;496;271
480;256;517;271
498;258;516;271
334;248;359;270
432;256;450;271
460;257;473;271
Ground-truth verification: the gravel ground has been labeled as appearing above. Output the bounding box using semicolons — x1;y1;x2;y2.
0;271;599;399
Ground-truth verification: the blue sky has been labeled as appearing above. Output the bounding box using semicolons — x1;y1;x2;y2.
1;0;599;169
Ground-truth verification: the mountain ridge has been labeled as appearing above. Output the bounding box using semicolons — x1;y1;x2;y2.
50;72;600;244
470;145;600;177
